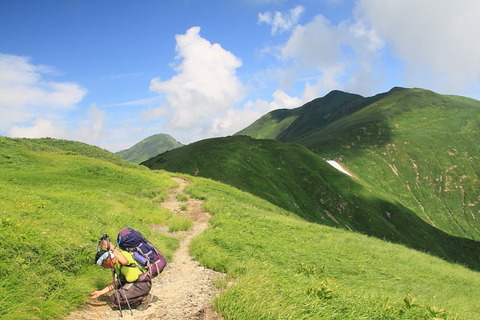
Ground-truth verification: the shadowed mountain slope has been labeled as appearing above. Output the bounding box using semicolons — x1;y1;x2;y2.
237;88;480;242
143;135;480;270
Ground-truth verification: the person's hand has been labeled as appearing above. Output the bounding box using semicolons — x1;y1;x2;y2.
101;240;114;250
90;290;104;299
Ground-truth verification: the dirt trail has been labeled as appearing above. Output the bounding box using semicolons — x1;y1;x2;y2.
65;177;225;320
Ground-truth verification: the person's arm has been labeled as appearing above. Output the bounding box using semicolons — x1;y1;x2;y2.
111;247;128;265
90;279;117;299
101;240;128;265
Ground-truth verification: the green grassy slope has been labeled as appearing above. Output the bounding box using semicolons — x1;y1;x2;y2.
187;177;480;320
2;137;128;165
237;88;480;242
2;137;480;319
0;137;180;320
142;135;480;270
116;133;183;164
293;88;480;241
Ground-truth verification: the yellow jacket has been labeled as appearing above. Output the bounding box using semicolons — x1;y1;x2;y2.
114;251;145;283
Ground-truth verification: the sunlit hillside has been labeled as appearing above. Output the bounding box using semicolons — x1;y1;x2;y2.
2;137;480;319
116;133;183;164
143;135;480;271
0;137;179;319
237;88;480;242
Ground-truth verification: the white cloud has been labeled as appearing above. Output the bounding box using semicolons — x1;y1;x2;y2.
277;14;385;98
7;104;107;146
355;0;480;92
263;1;480;100
149;27;245;136
141;105;168;120
76;104;106;144
8;118;69;139
208;89;302;137
258;5;305;35
281;15;345;72
0;54;87;134
270;89;303;109
0;55;113;148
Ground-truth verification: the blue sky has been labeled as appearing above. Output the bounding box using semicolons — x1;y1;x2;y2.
1;0;479;152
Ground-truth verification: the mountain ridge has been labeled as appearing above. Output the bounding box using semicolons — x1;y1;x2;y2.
143;134;480;270
235;87;480;241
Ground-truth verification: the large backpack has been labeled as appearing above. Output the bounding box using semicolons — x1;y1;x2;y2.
117;227;166;281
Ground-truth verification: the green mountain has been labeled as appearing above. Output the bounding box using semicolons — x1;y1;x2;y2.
235;89;365;141
143;135;480;270
116;133;183;163
2;136;480;319
236;87;480;242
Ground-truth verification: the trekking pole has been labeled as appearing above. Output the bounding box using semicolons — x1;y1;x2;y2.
112;270;123;317
121;287;133;316
113;269;134;316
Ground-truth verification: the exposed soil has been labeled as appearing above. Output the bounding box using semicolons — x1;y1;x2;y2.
65;177;225;320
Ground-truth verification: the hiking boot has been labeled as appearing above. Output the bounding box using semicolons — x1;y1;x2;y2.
136;293;157;311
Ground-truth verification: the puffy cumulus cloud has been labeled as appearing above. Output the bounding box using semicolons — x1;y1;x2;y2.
258;5;305;35
278;14;384;97
0;54;87;134
355;0;480;91
149;27;244;133
268;89;303;109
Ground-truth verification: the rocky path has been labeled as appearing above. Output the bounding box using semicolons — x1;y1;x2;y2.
65;177;224;320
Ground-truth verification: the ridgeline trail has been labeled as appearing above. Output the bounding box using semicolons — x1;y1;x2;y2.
65;177;225;320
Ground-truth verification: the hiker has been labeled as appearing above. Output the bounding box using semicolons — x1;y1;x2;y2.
90;240;154;311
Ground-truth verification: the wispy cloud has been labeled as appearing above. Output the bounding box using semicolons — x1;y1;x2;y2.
102;72;146;80
102;96;163;108
258;5;305;35
76;104;106;143
355;0;480;92
271;12;385;98
8;118;69;139
0;54;87;135
0;55;112;147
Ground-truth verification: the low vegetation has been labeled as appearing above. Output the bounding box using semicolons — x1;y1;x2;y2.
168;215;193;232
187;177;480;319
143;136;480;270
0;137;180;320
2;86;480;319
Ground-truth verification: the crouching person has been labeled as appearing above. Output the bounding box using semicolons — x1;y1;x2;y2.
90;243;154;311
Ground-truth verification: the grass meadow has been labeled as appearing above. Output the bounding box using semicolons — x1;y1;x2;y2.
187;177;480;320
1;137;479;319
0;138;183;319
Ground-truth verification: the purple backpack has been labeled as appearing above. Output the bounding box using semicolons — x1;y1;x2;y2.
117;227;166;281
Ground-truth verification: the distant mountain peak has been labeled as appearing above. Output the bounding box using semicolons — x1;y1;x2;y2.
116;133;183;164
388;86;408;93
